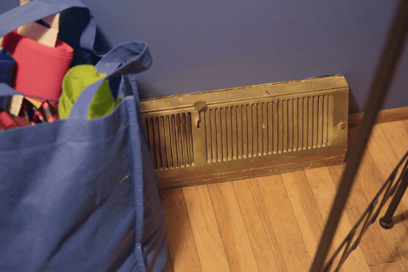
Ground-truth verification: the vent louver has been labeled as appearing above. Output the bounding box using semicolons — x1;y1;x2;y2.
141;76;348;190
143;113;194;170
202;95;331;163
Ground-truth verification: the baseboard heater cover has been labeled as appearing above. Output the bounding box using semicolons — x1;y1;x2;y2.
140;75;349;190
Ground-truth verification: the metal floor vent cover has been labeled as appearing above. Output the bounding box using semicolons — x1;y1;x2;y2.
140;75;349;190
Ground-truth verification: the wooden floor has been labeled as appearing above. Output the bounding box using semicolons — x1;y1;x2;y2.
160;120;408;272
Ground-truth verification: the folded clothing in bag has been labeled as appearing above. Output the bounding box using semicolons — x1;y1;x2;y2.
1;30;74;104
0;110;29;130
59;65;117;119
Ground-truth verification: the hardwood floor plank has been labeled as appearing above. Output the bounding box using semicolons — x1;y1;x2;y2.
304;167;371;272
367;125;401;181
257;175;311;272
373;122;408;270
369;262;401;272
378;121;408;215
365;123;408;219
328;164;394;265
160;189;202;272
379;121;408;161
402;119;408;132
349;144;408;271
355;154;386;199
280;171;325;260
350;141;391;208
159;121;408;272
233;178;287;272
208;182;259;272
183;185;231;272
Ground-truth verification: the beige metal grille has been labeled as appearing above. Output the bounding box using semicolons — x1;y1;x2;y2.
202;95;331;163
140;75;348;190
143;113;194;170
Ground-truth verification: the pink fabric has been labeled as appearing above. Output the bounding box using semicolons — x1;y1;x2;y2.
2;30;74;103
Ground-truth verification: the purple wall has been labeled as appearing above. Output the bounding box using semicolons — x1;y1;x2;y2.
3;0;408;113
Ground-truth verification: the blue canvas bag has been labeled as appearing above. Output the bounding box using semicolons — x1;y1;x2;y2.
0;1;167;271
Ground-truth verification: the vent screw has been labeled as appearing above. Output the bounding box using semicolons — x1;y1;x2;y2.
339;123;347;129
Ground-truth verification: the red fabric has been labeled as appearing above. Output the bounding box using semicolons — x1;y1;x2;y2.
0;111;30;130
2;30;74;102
0;111;15;129
13;116;29;127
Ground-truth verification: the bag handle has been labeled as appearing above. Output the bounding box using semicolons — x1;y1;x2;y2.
0;0;97;54
0;84;21;97
68;41;152;120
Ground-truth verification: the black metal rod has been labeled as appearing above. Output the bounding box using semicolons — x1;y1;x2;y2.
380;170;408;229
309;1;408;271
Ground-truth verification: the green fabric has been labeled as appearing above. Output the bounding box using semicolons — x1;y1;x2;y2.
59;65;117;119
